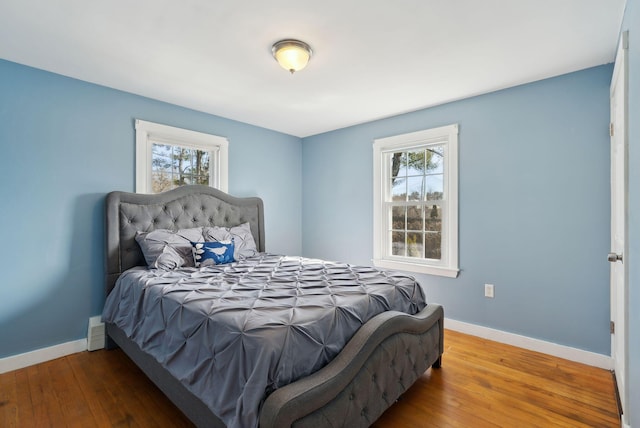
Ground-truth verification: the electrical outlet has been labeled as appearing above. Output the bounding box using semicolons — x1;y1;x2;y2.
484;283;495;298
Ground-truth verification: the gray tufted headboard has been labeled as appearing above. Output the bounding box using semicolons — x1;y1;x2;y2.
105;185;265;295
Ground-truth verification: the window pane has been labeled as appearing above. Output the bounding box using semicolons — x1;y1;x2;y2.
151;144;173;172
425;232;441;260
181;148;208;178
425;204;442;231
425;203;442;259
152;171;174;193
172;146;186;174
200;151;210;172
195;150;209;177
391;177;406;201
391;231;406;256
426;145;444;173
407;176;424;201
391;152;406;178
195;175;209;186
392;206;406;229
183;149;195;174
406;150;426;176
407;205;423;231
406;232;424;258
426;174;444;200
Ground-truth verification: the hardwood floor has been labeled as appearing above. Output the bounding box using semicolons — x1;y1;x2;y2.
374;331;619;428
0;330;619;427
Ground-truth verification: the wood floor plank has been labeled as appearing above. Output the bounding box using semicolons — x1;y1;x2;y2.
26;362;66;427
0;329;619;427
65;352;114;426
14;369;35;427
0;370;18;428
46;357;95;427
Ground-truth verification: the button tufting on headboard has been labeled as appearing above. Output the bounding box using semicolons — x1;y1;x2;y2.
105;185;265;296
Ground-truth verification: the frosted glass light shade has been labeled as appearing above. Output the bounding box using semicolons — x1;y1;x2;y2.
272;39;312;74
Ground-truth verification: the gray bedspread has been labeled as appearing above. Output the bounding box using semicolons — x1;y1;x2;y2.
102;253;427;428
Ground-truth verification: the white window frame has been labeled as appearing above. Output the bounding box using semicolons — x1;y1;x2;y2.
373;124;459;278
135;119;228;194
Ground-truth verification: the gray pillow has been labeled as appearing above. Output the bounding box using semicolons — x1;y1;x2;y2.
135;227;205;270
203;222;258;260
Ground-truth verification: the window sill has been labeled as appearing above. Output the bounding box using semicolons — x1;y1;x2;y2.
372;258;459;278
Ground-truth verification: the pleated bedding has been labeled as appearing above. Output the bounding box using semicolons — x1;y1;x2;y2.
103;253;426;428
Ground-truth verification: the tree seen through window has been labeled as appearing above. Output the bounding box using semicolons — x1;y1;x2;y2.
151;144;211;193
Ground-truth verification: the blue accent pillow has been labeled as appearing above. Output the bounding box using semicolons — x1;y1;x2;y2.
191;240;235;267
203;222;258;260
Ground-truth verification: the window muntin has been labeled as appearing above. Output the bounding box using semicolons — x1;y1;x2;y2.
373;124;458;278
135;120;228;194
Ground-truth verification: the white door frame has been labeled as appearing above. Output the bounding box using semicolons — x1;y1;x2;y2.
610;30;629;427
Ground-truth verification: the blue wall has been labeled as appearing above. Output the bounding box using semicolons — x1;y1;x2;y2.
0;59;302;358
302;65;613;355
0;54;620;373
621;0;639;423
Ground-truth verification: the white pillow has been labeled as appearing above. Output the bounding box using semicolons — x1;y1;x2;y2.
135;227;205;269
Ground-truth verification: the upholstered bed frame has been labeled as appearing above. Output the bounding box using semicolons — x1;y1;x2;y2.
105;185;444;427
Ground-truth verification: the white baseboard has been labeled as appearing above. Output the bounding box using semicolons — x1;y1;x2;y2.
0;339;87;374
0;320;613;374
445;318;612;370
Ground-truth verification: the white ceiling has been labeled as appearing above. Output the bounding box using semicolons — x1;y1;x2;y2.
0;0;626;137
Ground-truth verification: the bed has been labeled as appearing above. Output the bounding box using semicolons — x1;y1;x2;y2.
103;185;444;428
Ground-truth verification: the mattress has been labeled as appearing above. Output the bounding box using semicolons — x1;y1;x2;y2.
102;253;427;428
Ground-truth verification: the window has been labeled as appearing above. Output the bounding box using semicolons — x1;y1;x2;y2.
373;124;459;277
135;119;228;193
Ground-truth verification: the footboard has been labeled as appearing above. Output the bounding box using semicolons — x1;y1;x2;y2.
259;304;444;428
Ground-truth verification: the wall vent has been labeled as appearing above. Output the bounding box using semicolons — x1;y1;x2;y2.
87;316;105;351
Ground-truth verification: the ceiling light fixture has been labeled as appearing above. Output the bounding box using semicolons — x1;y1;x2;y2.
272;39;313;74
